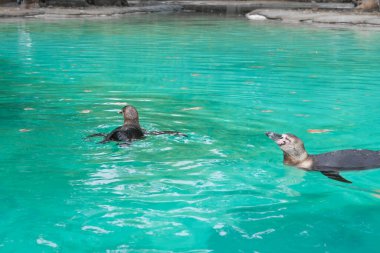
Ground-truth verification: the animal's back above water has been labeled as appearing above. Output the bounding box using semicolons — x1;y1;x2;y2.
311;150;380;171
102;126;144;143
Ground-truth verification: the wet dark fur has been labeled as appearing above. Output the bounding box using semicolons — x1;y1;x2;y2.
87;105;186;144
98;126;144;144
266;131;380;184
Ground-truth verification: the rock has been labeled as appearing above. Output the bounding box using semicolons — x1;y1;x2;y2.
43;0;88;7
87;0;128;6
246;13;267;20
248;9;380;26
41;0;128;7
356;0;379;11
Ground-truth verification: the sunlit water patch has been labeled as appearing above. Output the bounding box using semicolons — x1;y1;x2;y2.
1;14;380;252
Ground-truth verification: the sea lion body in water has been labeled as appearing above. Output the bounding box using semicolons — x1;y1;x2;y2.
88;105;144;143
88;105;186;144
266;131;380;183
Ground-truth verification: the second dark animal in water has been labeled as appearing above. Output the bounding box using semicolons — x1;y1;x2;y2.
266;131;380;183
87;105;186;144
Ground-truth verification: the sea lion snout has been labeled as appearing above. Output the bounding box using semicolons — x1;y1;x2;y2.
266;131;290;146
266;131;282;141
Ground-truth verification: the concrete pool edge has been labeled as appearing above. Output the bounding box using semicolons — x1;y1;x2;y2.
246;9;380;27
0;4;183;19
0;1;380;28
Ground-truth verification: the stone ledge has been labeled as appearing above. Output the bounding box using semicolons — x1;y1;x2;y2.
169;0;355;14
247;9;380;26
1;1;380;28
0;4;182;18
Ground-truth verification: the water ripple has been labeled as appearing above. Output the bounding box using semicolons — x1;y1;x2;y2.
2;14;380;253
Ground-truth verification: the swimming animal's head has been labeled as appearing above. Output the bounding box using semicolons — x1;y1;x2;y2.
266;132;308;163
119;105;140;124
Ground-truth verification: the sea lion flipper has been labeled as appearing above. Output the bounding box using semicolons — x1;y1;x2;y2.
118;142;132;148
98;138;110;144
148;131;188;137
321;171;352;184
86;133;107;138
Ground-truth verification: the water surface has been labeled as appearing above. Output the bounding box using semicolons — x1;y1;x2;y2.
1;14;380;252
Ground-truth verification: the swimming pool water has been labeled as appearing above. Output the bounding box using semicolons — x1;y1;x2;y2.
1;14;380;252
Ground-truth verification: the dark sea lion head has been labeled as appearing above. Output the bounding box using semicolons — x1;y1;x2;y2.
266;132;308;164
119;105;140;126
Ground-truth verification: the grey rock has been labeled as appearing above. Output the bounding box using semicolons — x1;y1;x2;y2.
247;9;380;26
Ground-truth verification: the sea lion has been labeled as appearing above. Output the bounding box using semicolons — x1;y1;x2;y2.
266;131;380;183
87;105;186;144
87;105;144;144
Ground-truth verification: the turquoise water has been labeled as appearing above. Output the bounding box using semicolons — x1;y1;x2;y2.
1;14;380;252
